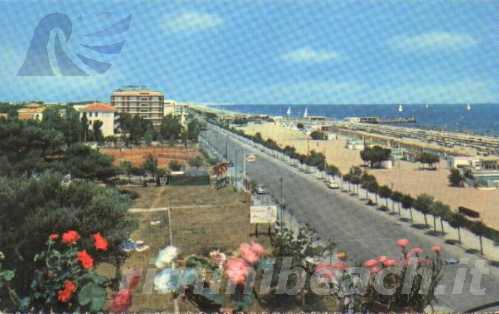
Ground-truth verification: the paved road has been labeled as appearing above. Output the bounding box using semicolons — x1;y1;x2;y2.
201;125;499;312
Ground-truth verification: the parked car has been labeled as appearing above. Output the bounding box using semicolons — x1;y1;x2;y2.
327;180;340;189
255;184;266;194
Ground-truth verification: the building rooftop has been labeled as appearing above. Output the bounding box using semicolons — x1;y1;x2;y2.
78;103;116;113
17;103;45;113
112;85;163;96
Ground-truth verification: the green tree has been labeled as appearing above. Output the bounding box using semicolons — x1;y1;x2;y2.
431;201;451;234
448;169;463;187
118;114;152;145
0;174;136;297
188;156;204;168
401;194;415;222
325;164;340;177
413;194;434;227
447;213;466;243
160;114;182;142
142;154;162;186
471;221;487;255
391;191;404;215
63;144;115;181
416;152;440;170
169;160;182;172
360;146;391;168
92;120;104;143
119;160;133;183
310;130;327;140
187;119;201;142
0;120;65;177
378;185;392;208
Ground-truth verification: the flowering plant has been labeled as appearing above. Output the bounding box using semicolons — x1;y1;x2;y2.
152;242;268;312
316;239;444;313
0;231;118;312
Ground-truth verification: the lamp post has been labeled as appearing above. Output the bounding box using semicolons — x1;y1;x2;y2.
280;177;284;226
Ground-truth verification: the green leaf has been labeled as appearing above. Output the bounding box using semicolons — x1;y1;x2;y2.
78;282;107;311
0;270;15;281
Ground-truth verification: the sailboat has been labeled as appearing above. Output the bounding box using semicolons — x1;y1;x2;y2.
398;104;403;112
425;104;430;109
466;104;471;111
303;107;308;118
286;106;291;117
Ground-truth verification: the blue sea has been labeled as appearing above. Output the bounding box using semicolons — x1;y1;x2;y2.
210;104;499;136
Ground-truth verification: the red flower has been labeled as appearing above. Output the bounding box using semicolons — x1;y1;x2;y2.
110;289;132;312
57;280;77;303
77;250;94;269
383;259;398;267
62;230;80;246
49;233;59;241
364;259;379;268
396;239;410;248
93;232;109;251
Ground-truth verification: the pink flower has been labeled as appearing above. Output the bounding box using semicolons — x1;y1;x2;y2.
409;247;423;256
431;245;442;253
363;259;379;268
249;241;265;257
377;256;388;263
110;289;132;312
369;266;381;274
383;259;398;267
239;243;259;264
225;258;250;284
396;239;410;248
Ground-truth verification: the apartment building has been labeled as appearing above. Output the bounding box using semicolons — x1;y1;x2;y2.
17;103;45;121
111;86;164;127
75;103;117;137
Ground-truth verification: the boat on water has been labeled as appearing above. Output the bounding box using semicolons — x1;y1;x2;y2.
425;104;430;109
466;104;471;111
286;106;291;116
303;107;308;118
398;104;403;112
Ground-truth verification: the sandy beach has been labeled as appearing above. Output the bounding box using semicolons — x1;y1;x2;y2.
239;122;499;230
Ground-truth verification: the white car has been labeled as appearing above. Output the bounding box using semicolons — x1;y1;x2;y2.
327;181;340;189
255;185;266;194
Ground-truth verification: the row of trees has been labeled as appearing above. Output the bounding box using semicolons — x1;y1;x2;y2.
220;122;499;257
232;129;340;176
342;166;498;255
118;113;202;146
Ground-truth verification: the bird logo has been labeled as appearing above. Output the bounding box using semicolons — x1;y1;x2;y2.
18;12;132;76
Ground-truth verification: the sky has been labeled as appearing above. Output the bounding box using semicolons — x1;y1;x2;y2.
0;0;497;104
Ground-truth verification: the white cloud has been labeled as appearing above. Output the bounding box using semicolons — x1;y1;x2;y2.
388;32;478;52
162;12;223;32
281;47;342;63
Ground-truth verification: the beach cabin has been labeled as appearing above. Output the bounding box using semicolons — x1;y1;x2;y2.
447;156;480;169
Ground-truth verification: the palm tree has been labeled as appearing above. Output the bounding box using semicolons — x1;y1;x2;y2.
471;221;487;255
391;191;403;215
401;194;414;222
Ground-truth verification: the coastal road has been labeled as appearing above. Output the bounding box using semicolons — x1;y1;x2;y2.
201;124;499;312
